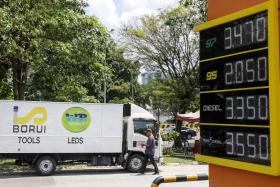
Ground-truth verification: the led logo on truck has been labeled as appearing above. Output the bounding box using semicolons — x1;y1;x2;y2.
62;107;91;133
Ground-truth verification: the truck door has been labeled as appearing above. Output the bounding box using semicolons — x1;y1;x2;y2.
132;119;162;161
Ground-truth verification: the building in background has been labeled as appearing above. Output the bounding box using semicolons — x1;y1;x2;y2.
140;71;163;85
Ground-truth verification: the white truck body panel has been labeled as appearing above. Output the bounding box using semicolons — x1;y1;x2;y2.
0;101;123;154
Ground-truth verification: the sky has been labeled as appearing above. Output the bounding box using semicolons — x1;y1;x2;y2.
86;0;180;30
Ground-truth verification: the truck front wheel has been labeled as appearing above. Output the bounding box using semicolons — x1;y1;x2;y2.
127;154;144;173
35;156;56;176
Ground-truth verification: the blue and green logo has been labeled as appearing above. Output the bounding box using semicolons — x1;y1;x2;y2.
62;107;91;133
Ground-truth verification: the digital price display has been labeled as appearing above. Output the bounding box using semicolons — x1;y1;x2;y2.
200;12;267;60
201;89;269;125
195;1;280;176
200;50;268;91
200;125;270;166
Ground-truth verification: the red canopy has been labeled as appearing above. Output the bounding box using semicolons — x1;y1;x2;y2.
176;111;200;122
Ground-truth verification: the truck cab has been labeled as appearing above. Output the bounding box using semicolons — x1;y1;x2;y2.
123;104;163;172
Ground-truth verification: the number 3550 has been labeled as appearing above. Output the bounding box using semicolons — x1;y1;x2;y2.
226;132;269;161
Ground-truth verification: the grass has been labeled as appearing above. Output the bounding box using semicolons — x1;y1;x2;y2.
0;159;15;166
163;156;193;164
0;159;32;175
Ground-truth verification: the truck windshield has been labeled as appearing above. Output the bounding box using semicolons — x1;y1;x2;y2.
133;119;157;137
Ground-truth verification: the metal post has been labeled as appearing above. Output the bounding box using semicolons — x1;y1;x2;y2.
104;80;106;103
131;71;134;102
157;108;160;123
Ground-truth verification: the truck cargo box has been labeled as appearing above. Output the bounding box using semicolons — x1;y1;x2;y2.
0;101;123;154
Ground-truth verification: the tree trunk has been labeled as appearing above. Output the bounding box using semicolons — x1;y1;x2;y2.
174;120;183;149
12;60;28;100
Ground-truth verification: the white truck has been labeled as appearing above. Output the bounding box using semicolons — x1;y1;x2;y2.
0;101;162;175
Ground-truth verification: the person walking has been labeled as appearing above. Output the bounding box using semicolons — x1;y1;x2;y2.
140;128;159;175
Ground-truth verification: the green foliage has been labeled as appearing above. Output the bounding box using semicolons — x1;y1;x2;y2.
161;130;180;142
0;159;15;166
122;4;202;114
163;147;174;156
24;2;110;102
136;78;199;116
0;0;138;103
0;64;13;99
106;42;140;104
0;0;109;100
0;0;205;109
0;79;13;99
163;156;192;164
126;29;145;38
180;0;207;22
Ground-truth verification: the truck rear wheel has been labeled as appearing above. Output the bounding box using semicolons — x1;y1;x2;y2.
35;156;56;176
127;154;144;173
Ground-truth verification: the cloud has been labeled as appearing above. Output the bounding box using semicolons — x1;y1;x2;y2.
86;0;179;29
86;0;120;29
119;6;152;25
121;0;178;11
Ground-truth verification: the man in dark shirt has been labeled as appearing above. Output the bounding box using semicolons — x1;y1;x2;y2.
140;129;159;175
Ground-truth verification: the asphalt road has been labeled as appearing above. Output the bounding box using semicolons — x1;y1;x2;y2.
0;164;208;187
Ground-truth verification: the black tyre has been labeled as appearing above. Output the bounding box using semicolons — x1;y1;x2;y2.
127;154;144;173
35;156;56;176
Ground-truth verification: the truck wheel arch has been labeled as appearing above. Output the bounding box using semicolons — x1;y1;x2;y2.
32;154;61;165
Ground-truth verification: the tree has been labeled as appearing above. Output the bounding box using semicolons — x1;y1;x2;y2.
26;11;110;102
136;78;199;117
180;0;207;22
122;5;202;115
0;63;13;99
0;0;110;101
104;41;140;104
